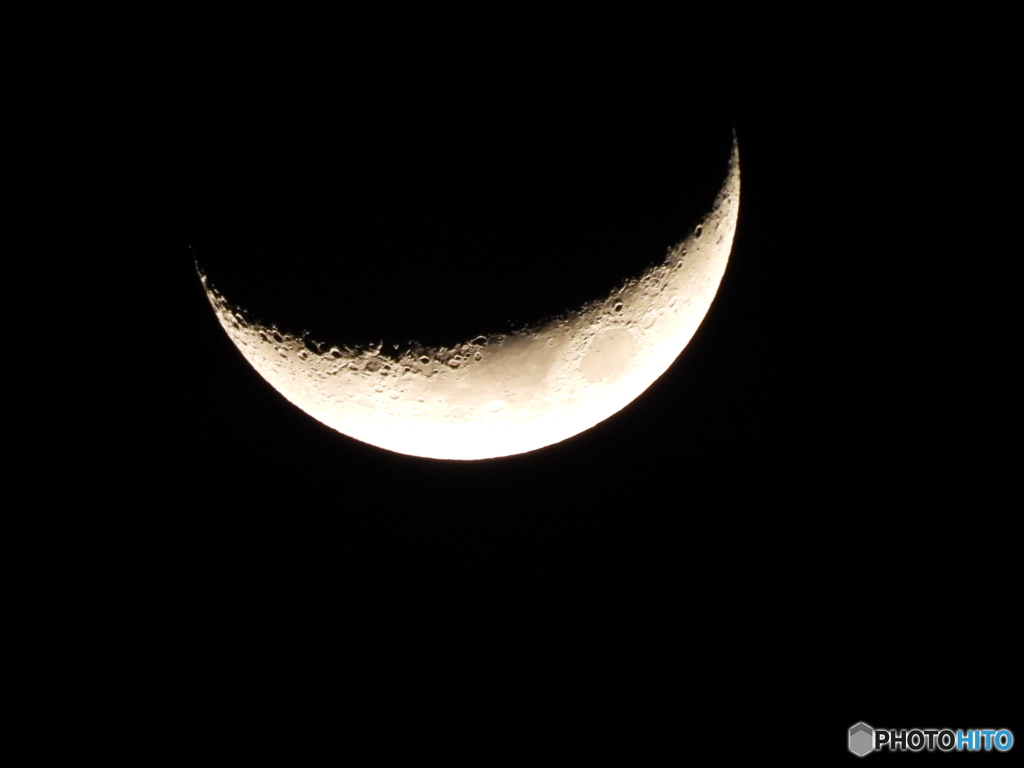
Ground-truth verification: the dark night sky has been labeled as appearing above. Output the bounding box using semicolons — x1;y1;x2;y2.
31;8;1018;756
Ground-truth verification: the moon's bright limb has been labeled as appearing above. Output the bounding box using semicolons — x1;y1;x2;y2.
201;140;740;460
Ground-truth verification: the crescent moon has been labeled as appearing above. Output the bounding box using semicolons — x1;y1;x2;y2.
200;139;740;460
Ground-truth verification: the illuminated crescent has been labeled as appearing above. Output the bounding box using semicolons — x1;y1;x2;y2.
201;140;739;460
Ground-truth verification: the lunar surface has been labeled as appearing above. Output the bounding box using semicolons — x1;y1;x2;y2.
201;140;740;460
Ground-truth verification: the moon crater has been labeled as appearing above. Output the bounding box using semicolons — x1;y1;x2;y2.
579;327;638;385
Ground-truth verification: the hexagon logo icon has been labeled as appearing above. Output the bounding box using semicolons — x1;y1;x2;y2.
849;722;875;757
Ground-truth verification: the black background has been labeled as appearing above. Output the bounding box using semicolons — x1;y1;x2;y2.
27;7;1018;759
